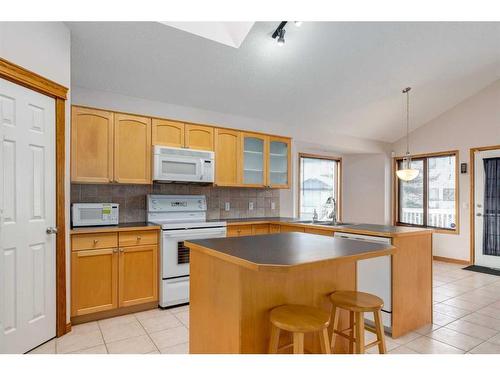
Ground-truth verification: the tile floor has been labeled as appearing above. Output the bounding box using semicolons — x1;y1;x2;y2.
29;261;500;354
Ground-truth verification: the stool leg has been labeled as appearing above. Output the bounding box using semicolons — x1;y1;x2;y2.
293;332;304;354
348;311;355;354
268;325;280;354
374;310;387;354
319;328;331;354
330;306;340;352
354;312;365;354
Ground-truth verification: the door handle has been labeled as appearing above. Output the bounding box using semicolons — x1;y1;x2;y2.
46;227;58;234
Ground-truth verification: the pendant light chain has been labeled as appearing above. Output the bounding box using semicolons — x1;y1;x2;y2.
406;88;410;156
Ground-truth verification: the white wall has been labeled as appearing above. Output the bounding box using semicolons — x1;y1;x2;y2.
392;79;500;261
0;22;72;322
342;153;392;225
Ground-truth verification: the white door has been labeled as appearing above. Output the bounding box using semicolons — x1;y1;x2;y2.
474;149;500;269
0;77;56;353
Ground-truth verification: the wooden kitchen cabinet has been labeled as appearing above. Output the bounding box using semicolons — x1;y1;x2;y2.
215;128;241;186
71;106;114;183
279;225;305;233
71;228;159;321
185;124;214;151
71;248;118;316
241;132;268;187
269;224;281;233
268;136;291;188
304;227;333;236
152;119;185;148
114;113;152;184
252;224;269;235
227;225;253;237
118;244;158;307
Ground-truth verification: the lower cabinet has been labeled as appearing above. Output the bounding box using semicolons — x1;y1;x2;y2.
119;244;158;307
71;248;118;316
304;227;334;236
279;225;305;233
71;230;159;318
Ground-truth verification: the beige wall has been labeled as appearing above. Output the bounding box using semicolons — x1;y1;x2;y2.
392;79;500;261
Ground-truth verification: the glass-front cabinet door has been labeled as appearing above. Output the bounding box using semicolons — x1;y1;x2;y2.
268;136;291;188
241;132;267;187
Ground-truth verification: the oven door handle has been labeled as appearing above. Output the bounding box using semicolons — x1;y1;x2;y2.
163;228;227;239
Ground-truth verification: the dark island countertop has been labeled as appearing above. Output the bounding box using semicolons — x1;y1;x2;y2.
187;232;394;271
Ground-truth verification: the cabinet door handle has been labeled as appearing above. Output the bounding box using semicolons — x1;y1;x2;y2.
113;249;118;253
119;248;124;253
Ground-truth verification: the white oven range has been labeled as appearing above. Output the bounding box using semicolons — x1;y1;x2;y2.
147;195;226;307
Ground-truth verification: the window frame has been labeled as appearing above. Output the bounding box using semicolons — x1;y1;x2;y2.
297;153;342;220
393;150;459;234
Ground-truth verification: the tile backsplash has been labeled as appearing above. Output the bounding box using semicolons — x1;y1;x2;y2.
71;184;281;224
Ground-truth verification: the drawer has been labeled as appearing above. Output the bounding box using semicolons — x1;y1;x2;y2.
279;225;304;233
305;228;334;236
252;224;269;235
119;230;158;247
227;225;253;237
269;224;280;233
72;233;118;251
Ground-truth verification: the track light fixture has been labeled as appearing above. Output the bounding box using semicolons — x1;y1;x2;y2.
272;21;302;47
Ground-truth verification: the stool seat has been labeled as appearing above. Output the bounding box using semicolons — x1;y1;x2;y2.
329;291;383;312
270;304;330;333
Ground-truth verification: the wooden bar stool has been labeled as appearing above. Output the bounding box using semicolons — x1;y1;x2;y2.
268;304;331;354
329;291;387;354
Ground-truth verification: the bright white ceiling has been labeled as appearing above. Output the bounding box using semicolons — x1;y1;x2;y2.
68;22;500;143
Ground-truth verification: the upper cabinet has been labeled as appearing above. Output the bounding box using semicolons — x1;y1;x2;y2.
114;113;152;184
71;105;291;188
71;107;114;183
215;128;241;186
152;120;214;151
152;119;184;148
241;132;268;187
185;124;214;151
268;136;291;188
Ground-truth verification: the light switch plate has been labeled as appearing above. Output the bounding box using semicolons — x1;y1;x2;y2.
249;201;254;210
225;202;230;211
271;201;276;210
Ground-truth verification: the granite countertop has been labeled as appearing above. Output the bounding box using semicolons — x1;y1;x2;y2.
70;222;161;234
187;232;394;270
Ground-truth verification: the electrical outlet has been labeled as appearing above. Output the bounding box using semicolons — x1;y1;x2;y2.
249;201;254;210
271;201;276;210
225;202;230;211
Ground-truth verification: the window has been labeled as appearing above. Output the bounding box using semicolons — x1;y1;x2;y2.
395;151;458;232
299;154;341;220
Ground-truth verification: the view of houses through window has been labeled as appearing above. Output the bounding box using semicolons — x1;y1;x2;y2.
397;153;457;230
299;155;340;220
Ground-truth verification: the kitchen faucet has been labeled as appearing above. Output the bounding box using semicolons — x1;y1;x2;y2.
326;197;337;225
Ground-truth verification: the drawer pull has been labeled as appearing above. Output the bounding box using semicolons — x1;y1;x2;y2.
113;249;118;253
119;248;124;253
93;239;99;245
137;236;141;241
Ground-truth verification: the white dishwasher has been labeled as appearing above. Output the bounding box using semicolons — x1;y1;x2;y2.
334;232;392;331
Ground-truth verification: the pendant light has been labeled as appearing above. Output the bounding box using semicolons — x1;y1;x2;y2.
396;87;419;181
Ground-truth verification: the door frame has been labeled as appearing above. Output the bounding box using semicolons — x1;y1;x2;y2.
469;144;500;265
0;57;69;337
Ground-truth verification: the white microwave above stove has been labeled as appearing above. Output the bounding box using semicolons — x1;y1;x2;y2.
72;203;119;227
153;146;214;184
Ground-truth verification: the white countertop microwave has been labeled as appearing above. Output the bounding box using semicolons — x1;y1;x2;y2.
153;145;214;183
72;203;119;227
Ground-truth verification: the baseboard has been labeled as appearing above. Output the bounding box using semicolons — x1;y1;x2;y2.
70;301;158;325
66;322;72;333
433;255;470;265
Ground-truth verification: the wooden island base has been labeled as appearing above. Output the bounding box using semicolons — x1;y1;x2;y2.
190;249;357;354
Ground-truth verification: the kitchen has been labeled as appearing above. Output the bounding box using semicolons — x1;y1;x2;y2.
2;9;500;371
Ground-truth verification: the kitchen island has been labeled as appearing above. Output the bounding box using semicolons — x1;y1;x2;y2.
187;231;431;354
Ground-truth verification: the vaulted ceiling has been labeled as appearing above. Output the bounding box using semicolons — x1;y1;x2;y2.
68;21;500;143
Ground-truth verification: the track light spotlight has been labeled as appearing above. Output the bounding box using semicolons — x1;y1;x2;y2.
277;29;285;46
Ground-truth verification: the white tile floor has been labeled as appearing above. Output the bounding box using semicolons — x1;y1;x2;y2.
28;261;500;354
